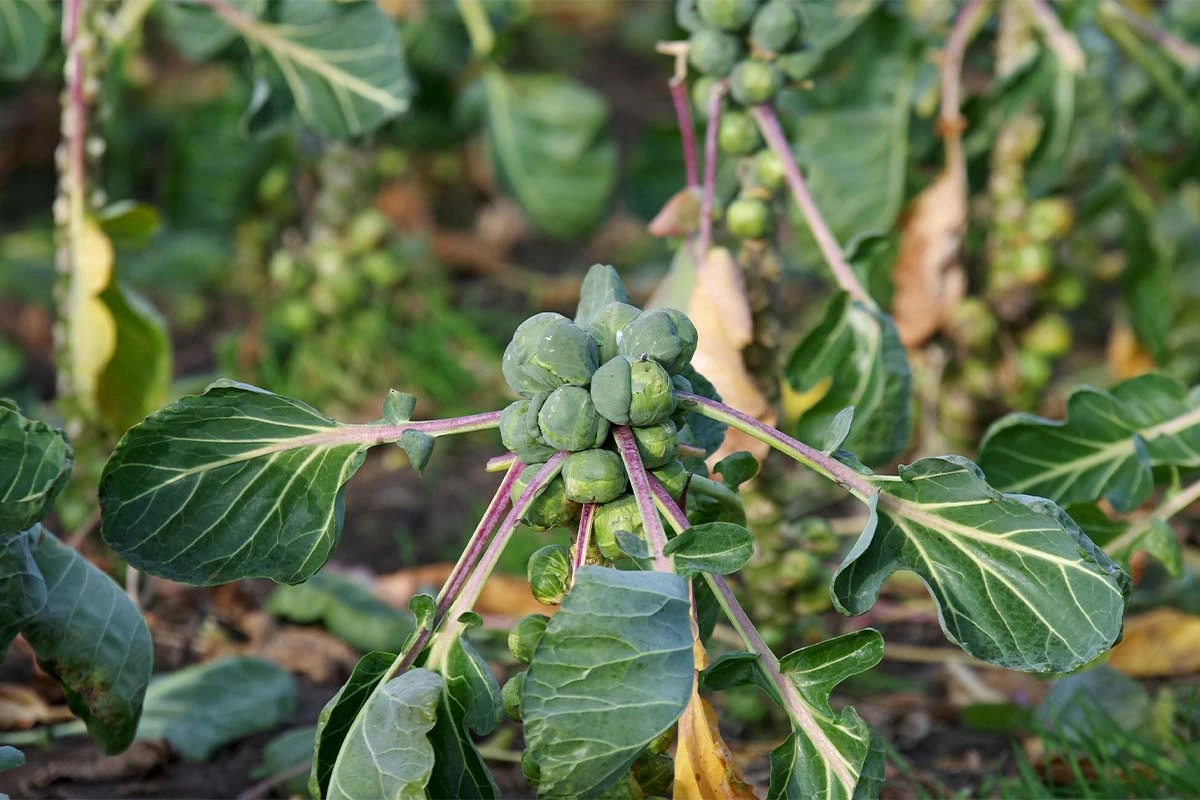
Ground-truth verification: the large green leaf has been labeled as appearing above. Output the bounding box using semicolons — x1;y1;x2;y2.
0;402;72;536
135;656;297;761
663;521;754;577
19;526;152;754
0;533;43;656
95;281;172;435
311;651;395;800
325;667;443;800
775;0;885;81
0;0;52;80
770;630;885;800
833;457;1128;673
785;293;912;467
100;382;373;586
978;373;1200;511
484;68;617;239
188;0;412;137
427;629;501;799
522;567;693;798
266;571;414;652
159;0;265;61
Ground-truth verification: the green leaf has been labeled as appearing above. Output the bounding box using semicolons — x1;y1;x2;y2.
159;0;265;61
383;389;417;424
484;68;617;239
223;0;412;137
311;651;395;800
0;745;23;771
614;530;651;561
774;0;885;81
427;631;501;799
833;457;1129;673
677;363;727;457
325;667;442;800
265;572;414;653
1092;516;1183;579
136;656;297;761
251;725;316;789
95;281;172;434
1035;666;1151;746
97;201;161;251
0;532;44;655
713;451;758;491
0;0;52;80
522;567;693;797
769;630;885;800
0;402;72;535
20;526;152;754
978;373;1200;511
663;521;754;577
786;293;912;467
823;407;855;454
100;382;373;586
399;429;434;474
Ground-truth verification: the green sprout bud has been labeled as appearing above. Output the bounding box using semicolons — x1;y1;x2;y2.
698;0;760;30
1016;350;1052;390
509;613;550;664
575;263;631;327
632;420;680;469
593;356;679;427
718;111;762;155
751;148;786;192
511;465;580;531
502;312;599;396
585;302;642;363
1012;243;1053;285
500;400;556;464
562;449;628;504
1050;274;1085;310
502;671;525;721
750;0;801;52
726;196;773;239
652;460;691;499
1020;313;1073;358
634;752;674;796
691;77;718;116
1027;198;1073;242
730;59;782;106
688;29;741;77
527;544;572;605
792;582;833;614
796;517;839;559
618;308;698;374
537;386;610;452
779;549;822;586
671;374;693;394
646;727;676;755
946;297;997;351
593;494;645;560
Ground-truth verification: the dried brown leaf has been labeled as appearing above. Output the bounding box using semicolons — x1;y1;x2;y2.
674;687;759;800
0;684;75;730
371;563;555;618
1108;608;1200;677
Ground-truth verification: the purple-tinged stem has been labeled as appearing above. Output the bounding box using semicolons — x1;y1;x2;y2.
486;452;518;473
751;106;870;305
434;461;522;623
1024;0;1085;73
613;426;673;571
573;503;595;578
696;80;727;269
390;453;566;679
670;79;700;189
677;392;877;500
648;478;859;791
678;442;706;460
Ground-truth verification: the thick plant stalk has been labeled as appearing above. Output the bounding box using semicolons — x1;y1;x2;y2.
678;392;876;499
573;503;595;577
941;0;993;131
649;479;861;791
697;81;728;267
751;106;870;305
671;80;700;189
613;426;673;571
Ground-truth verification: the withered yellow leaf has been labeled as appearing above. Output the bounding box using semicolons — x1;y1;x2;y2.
674;686;759;800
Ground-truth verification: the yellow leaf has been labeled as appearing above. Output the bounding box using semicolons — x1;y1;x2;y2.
780;375;832;426
1108;608;1200;677
67;219;118;417
674;686;759;800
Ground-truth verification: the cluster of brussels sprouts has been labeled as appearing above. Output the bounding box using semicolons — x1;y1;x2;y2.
498;264;709;563
680;0;806;243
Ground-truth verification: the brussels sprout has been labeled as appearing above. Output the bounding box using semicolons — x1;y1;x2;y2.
646;726;676;755
511;465;580;531
527;544;572;604
691;76;719;116
632;420;680;469
796;517;840;558
751;0;801;52
592;494;644;560
537;386;610;452
652;460;691;499
502;312;599;396
751;148;786;192
585;302;642;363
779;550;822;586
718;110;762;155
500;400;556;463
730;60;782;105
698;0;759;30
509;613;550;664
1020;313;1072;358
575;263;631;326
634;752;674;796
591;356;677;426
502;671;525;721
726;196;773;239
562;449;628;504
688;29;741;77
617;308;698;374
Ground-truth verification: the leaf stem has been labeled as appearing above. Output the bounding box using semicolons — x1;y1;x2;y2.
456;0;496;59
940;0;993;130
677;392;877;500
697;80;727;267
750;106;871;305
1022;0;1085;73
573;503;595;578
485;452;518;473
1101;0;1200;70
1105;477;1200;556
649;478;860;790
670;78;700;189
613;426;674;571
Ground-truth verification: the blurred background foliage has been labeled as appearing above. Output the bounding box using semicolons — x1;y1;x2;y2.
2;0;1200;795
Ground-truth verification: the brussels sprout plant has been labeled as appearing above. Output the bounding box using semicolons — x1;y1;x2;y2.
76;261;1134;799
